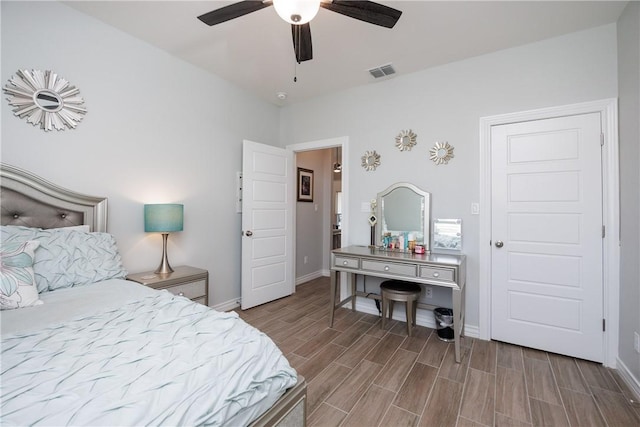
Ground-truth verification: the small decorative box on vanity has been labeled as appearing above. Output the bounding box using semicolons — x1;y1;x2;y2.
127;266;209;306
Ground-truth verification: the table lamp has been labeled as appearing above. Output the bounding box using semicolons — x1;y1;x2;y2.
144;203;183;274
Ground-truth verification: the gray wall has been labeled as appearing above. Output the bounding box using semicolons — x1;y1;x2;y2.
1;1;281;307
279;24;618;330
617;1;640;385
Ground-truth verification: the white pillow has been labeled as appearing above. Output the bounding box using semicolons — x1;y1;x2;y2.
1;225;127;292
0;240;44;309
53;225;91;232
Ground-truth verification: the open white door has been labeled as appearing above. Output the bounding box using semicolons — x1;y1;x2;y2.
241;140;294;309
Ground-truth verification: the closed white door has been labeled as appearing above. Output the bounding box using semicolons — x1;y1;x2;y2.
241;140;294;309
491;113;604;362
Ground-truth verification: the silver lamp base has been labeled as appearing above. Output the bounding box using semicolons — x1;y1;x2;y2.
155;233;174;275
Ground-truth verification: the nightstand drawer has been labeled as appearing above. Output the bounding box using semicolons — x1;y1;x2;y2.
127;266;209;306
361;260;417;277
166;280;207;300
192;296;207;305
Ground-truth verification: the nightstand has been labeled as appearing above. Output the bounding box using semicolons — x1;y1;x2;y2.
127;266;209;306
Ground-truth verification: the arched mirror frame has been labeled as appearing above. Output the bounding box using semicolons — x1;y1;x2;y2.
376;182;432;252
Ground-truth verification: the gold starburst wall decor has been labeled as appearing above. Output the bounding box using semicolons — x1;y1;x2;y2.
395;129;417;151
361;150;381;171
429;141;455;165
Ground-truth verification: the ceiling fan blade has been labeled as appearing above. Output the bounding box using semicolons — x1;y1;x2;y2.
198;1;271;26
320;0;402;28
291;23;313;63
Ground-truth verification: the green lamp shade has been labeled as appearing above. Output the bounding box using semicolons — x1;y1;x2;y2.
144;204;184;232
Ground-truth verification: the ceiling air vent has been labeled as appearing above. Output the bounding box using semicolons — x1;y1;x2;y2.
368;63;396;79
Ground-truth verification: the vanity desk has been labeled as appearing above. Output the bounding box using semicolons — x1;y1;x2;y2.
329;245;466;363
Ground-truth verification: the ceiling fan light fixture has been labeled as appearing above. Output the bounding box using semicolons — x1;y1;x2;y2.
273;0;320;24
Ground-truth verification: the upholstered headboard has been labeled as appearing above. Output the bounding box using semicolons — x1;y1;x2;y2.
0;163;108;232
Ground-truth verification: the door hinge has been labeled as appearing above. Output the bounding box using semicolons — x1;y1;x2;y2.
603;318;606;332
600;133;604;146
602;225;605;238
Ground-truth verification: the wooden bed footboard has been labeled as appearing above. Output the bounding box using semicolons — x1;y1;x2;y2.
250;376;307;427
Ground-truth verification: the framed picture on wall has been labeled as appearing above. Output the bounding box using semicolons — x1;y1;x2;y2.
297;168;314;202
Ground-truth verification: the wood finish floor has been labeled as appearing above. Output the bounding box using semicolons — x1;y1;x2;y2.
236;277;640;427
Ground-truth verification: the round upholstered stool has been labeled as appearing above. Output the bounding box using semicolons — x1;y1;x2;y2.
380;280;421;337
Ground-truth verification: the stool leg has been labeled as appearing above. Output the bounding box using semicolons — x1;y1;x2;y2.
406;301;413;337
388;301;395;322
412;299;417;326
381;296;387;330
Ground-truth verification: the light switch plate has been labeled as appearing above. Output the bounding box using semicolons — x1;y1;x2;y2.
236;172;242;214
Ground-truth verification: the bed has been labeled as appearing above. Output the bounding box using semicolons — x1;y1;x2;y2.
0;163;306;426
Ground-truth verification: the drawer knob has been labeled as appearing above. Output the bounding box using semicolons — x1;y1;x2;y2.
178;292;185;297
432;272;440;277
343;260;348;265
384;266;390;271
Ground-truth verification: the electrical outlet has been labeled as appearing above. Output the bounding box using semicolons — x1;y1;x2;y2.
303;256;308;264
424;286;433;298
634;332;640;353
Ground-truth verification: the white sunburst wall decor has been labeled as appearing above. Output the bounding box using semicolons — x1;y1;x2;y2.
3;69;87;131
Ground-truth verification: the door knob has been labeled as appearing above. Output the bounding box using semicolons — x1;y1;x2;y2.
495;240;504;248
245;230;253;237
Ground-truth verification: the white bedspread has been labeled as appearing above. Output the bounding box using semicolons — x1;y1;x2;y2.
0;281;297;426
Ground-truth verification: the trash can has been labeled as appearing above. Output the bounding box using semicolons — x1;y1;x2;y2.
433;307;454;342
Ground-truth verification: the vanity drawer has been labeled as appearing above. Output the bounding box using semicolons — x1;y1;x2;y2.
334;256;360;269
165;280;207;300
419;266;455;282
362;260;417;277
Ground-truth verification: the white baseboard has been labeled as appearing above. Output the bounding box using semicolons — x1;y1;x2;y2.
354;299;480;339
211;298;240;312
295;270;327;286
616;357;640;401
228;270;327;310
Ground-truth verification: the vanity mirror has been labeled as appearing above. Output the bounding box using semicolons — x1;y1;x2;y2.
376;182;431;252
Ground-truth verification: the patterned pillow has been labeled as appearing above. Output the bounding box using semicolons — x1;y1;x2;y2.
1;226;127;292
0;240;44;310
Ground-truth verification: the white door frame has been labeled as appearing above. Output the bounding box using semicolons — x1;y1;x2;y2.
287;136;350;284
478;99;620;367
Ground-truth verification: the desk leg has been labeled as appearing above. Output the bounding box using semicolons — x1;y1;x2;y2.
329;270;337;327
350;273;356;312
452;288;462;363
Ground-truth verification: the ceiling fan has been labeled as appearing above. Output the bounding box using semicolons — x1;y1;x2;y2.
197;0;402;63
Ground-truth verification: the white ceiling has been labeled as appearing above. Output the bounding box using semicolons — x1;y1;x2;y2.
64;1;628;106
